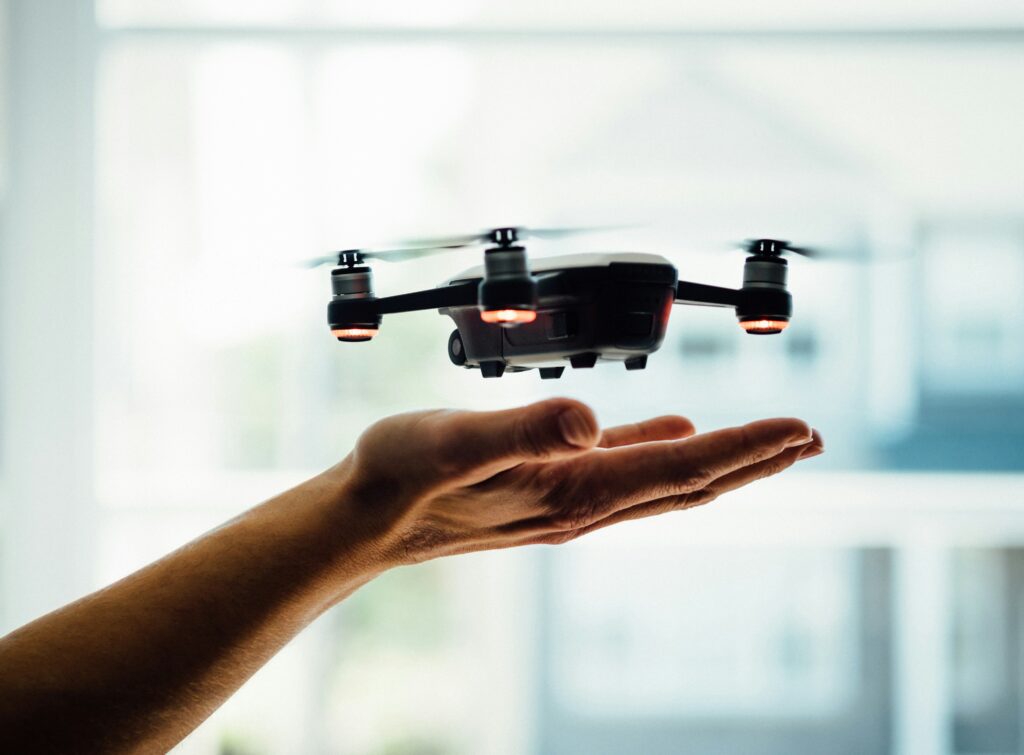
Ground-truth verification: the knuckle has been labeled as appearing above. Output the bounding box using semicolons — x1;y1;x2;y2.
673;464;713;492
681;489;718;508
545;505;593;533
545;495;605;532
537;475;584;529
536;464;616;531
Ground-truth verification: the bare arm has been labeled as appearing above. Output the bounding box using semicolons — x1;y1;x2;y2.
0;398;822;753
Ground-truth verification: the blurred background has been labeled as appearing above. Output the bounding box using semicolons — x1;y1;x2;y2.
2;1;1024;753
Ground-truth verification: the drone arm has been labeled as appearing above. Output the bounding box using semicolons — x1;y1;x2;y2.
676;278;792;335
374;282;478;315
674;281;740;308
328;281;478;330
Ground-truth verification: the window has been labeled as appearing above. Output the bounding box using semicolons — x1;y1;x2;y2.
920;223;1024;395
81;12;1024;755
3;2;1024;752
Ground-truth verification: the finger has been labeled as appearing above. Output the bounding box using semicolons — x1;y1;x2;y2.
432;398;600;480
557;418;813;521
598;415;696;449
697;427;824;501
595;418;812;503
572;429;824;537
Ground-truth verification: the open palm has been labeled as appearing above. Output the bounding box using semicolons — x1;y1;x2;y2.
336;398;823;564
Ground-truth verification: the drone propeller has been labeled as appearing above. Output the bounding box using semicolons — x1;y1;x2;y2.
740;238;825;259
304;225;628;268
733;237;904;262
302;244;464;269
396;224;628;250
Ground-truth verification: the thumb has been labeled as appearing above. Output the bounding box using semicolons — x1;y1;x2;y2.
435;398;600;478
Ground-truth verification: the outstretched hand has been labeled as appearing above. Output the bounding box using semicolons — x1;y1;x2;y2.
0;398;822;752
328;398;823;566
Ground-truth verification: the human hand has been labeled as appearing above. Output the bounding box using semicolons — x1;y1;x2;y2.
325;398;822;566
0;397;819;753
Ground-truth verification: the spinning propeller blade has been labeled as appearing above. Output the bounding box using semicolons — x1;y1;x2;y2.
736;238;856;260
396;224;627;249
301;245;463;268
303;225;630;267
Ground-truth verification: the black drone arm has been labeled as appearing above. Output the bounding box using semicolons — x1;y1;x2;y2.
674;280;741;308
374;282;478;314
339;278;747;321
328;281;478;329
676;277;793;335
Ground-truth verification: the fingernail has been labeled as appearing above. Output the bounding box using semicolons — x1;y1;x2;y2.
785;433;814;448
798;429;824;460
798;445;823;460
558;409;595;448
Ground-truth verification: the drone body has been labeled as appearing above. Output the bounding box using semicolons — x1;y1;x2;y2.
440;253;676;378
318;228;797;379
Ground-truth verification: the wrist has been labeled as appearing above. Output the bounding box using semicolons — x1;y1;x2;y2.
291;459;409;597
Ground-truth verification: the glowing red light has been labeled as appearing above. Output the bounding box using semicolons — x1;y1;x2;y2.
739;319;789;334
332;327;378;341
480;309;537;325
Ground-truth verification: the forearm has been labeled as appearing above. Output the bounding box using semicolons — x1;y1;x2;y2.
0;459;391;753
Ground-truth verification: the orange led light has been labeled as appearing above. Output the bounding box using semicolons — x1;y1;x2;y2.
739;319;789;334
332;327;378;341
480;309;537;325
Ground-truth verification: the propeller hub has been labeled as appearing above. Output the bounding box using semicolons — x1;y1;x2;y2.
488;227;520;247
337;249;364;267
748;238;788;257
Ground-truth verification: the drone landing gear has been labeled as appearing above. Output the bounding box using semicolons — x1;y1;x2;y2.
624;355;647;371
480;361;506;379
569;353;599;369
539;367;565;380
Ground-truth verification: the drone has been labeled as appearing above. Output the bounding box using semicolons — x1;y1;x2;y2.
307;227;814;379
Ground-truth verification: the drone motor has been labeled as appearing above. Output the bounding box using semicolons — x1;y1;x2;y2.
735;239;795;335
478;230;539;325
329;259;380;342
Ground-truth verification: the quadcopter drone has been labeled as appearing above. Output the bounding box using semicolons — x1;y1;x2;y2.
308;227;812;379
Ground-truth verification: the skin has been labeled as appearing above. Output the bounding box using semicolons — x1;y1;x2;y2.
0;398;822;753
